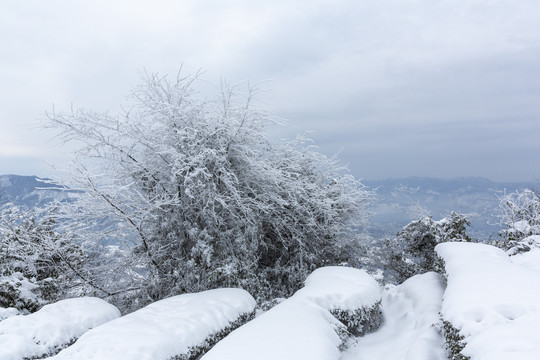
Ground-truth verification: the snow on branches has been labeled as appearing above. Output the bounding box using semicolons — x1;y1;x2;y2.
45;71;374;311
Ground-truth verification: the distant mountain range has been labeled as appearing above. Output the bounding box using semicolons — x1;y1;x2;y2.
1;174;535;240
363;177;536;240
0;174;72;209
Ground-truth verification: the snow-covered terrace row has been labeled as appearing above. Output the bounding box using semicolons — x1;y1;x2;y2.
435;241;540;360
202;266;382;360
49;288;256;360
0;297;120;360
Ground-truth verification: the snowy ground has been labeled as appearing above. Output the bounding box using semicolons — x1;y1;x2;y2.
342;272;447;360
202;266;382;360
436;242;540;360
3;253;540;359
0;297;120;360
0;307;19;321
49;288;255;360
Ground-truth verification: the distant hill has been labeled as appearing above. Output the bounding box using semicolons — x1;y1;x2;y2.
0;174;73;209
363;177;536;240
1;174;535;240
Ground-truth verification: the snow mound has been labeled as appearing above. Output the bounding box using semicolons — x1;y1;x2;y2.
0;297;120;360
436;242;540;360
202;266;382;360
0;307;19;321
506;234;540;256
511;246;540;273
49;288;256;360
342;272;446;360
299;266;382;311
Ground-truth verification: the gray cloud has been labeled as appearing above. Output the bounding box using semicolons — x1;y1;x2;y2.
1;0;539;181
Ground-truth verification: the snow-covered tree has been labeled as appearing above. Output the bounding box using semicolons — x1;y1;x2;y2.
496;188;540;254
46;71;373;310
0;206;87;312
384;212;472;283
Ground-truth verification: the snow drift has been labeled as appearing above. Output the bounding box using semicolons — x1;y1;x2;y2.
49;288;256;360
0;297;120;360
202;266;382;360
342;272;446;360
436;242;540;360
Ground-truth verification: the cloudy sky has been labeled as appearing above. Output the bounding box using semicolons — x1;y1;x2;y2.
1;0;540;182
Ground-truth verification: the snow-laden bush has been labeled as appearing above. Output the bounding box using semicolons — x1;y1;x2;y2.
0;273;41;314
435;242;540;360
201;266;382;360
45;70;374;311
0;207;89;313
50;289;255;360
504;235;540;256
496;189;540;254
298;266;383;337
384;212;472;283
0;297;120;359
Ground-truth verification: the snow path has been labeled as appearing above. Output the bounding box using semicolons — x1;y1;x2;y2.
341;272;447;360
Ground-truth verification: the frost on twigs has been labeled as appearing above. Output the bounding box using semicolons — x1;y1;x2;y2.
44;69;374;312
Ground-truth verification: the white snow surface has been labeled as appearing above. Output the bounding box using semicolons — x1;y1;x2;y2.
202;266;381;360
0;297;120;360
49;288;256;360
511;245;540;273
299;266;382;310
342;272;446;360
0;307;19;321
436;242;540;360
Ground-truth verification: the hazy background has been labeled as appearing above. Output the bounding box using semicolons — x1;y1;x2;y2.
1;0;540;182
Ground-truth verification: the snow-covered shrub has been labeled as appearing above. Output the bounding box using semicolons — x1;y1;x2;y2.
171;310;255;360
331;304;382;337
0;297;120;359
201;267;382;360
440;319;469;360
384;212;472;283
45;70;374;311
0;273;41;314
496;189;540;254
51;289;256;360
435;242;540;360
504;235;540;256
0;207;89;312
298;267;383;337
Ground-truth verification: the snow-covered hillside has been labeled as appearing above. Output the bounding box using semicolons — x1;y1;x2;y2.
0;175;74;209
49;289;256;360
2;250;540;359
0;298;120;360
436;241;540;359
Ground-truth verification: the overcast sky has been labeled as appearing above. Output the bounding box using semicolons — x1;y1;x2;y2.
1;0;540;182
